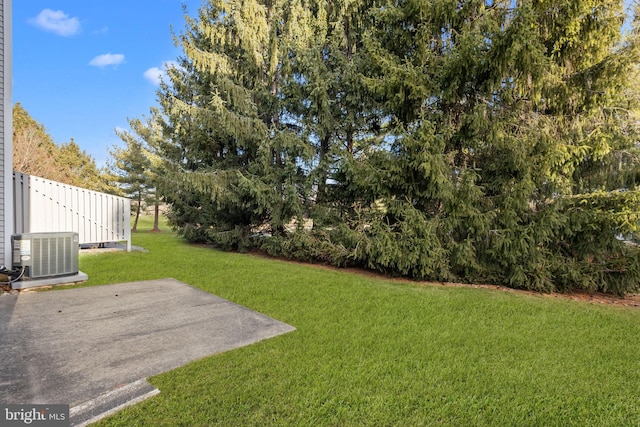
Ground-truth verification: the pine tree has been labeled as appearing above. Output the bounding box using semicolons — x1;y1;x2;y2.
110;129;153;231
357;0;640;293
57;139;111;192
154;0;314;249
286;0;382;214
126;114;165;232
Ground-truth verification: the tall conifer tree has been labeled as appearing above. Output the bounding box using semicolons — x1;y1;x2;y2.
155;0;314;248
358;0;640;293
286;0;382;215
110;129;153;231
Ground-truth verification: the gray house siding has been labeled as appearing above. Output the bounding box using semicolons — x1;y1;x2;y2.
0;0;11;267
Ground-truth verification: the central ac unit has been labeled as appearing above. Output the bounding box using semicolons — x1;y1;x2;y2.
12;232;79;279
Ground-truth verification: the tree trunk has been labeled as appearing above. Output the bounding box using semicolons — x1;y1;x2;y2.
346;124;354;157
317;134;331;203
152;201;160;232
132;192;142;232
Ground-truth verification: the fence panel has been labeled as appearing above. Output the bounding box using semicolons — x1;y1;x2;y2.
13;172;131;251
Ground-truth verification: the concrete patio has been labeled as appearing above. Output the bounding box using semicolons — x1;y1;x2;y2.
0;278;296;426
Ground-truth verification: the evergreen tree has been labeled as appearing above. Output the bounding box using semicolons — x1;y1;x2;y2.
57;139;112;192
286;0;381;212
110;129;153;231
154;0;313;249
127;114;165;232
355;0;640;293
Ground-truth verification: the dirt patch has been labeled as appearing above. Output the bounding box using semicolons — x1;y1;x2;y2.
430;281;640;308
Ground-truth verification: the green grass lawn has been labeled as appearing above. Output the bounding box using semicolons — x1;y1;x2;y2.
82;217;640;426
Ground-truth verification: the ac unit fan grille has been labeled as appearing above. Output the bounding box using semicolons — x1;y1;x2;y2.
31;235;75;278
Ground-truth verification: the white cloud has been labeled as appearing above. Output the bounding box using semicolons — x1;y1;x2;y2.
29;9;81;37
89;53;125;68
144;61;178;86
143;67;164;86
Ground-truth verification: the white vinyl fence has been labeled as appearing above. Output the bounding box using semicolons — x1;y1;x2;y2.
13;172;131;251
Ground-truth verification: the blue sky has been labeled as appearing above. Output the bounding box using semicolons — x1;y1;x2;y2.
13;1;202;167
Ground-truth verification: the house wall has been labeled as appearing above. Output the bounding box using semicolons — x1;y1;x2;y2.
14;172;132;251
0;0;12;266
